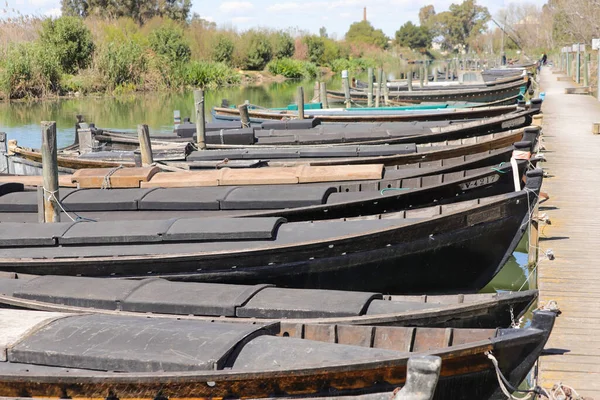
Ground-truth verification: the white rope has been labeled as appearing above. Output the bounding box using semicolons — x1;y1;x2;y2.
486;351;535;400
42;187;76;222
101;165;124;190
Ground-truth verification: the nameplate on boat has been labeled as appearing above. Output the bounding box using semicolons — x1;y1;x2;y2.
501;117;526;130
459;174;500;191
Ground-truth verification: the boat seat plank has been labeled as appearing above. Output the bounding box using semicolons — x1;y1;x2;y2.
297;132;346;144
205;128;255;145
298;147;358;158
260;119;321;130
12;275;143;309
72;167;160;189
220;186;337;210
256;135;297;145
236;287;382;319
366;300;445;315
163;217;287;242
58;219;177;245
0;188;76;212
0;222;76;247
139;187;235;210
8;314;270;372
231;335;401;370
122;280;271;317
61;188;157;211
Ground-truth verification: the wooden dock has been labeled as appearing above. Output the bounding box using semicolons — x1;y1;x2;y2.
538;67;600;397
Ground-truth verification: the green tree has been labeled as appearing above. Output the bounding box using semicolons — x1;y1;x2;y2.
39;16;95;73
242;31;272;70
395;21;431;49
419;5;436;27
430;0;490;51
211;34;235;64
60;0;191;23
345;21;388;49
303;35;325;63
148;25;191;62
319;26;328;38
272;31;295;59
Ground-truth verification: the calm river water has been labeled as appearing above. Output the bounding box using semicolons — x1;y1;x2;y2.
0;77;536;294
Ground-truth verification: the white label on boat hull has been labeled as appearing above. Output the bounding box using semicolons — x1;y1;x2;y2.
501;116;526;130
459;174;500;191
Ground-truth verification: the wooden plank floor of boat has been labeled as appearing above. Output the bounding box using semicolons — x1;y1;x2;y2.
538;66;600;397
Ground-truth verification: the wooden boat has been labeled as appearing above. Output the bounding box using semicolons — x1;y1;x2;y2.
0;308;556;399
3;125;538;171
354;70;526;91
212;103;533;124
0;169;543;294
0;273;538;328
88;105;541;149
0;142;538;224
327;79;528;105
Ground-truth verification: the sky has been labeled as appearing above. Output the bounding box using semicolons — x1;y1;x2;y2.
4;0;542;38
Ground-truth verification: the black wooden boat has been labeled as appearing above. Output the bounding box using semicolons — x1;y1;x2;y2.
326;79;528;105
0;142;537;223
212;103;531;124
0;273;537;328
88;105;540;150
0;309;556;400
0;169;543;294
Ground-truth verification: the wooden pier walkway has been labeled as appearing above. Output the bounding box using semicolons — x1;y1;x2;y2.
538;66;600;397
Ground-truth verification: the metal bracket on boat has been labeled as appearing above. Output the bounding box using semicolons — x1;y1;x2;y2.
393;356;441;400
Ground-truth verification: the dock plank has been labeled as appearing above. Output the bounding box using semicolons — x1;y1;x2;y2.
537;66;600;394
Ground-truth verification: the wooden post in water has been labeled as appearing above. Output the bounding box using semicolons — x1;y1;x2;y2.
576;44;581;84
584;53;590;88
375;68;382;108
137;124;154;166
433;67;438;82
367;67;374;107
312;82;320;103
383;72;390;106
597;50;600;102
342;70;351;109
296;86;305;119
238;104;250;128
407;69;413;91
41;121;60;223
419;66;424;88
320;82;329;109
566;52;570;77
193;90;206;150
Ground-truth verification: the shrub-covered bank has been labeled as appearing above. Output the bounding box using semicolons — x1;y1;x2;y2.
0;16;416;100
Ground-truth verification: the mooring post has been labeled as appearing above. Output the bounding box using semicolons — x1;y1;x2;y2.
367;67;374;107
312;81;320;103
419;66;424;88
576;44;581;84
238;104;250;128
375;68;382;108
41;121;60;223
0;132;8;175
407;69;413;91
193;89;206;150
433;66;438;82
320;82;329;109
296;86;305;120
383;71;390;106
584;53;590;88
393;356;441;400
137;124;154;166
342;70;351;109
566;51;571;78
445;62;449;80
598;49;600;102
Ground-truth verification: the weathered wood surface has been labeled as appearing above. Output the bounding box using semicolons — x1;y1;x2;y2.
538;66;600;398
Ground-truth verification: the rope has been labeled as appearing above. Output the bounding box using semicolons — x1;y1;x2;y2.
491;162;507;174
485;351;541;400
41;187;96;223
101;165;124;190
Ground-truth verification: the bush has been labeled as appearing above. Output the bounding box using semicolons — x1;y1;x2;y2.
148;25;191;62
0;42;61;98
272;31;295;59
242;31;272;70
97;40;147;90
185;61;240;87
211;34;234;64
266;58;317;79
39;16;94;73
330;57;377;73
